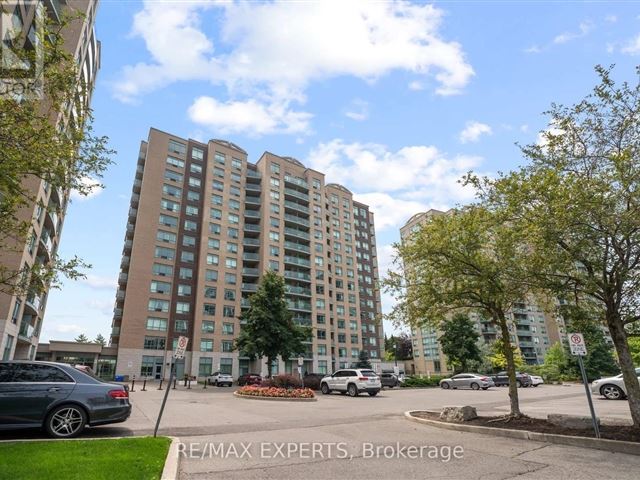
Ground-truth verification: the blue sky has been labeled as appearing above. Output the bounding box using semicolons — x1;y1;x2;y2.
41;0;640;342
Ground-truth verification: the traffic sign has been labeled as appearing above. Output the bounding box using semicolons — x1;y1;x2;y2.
174;336;189;359
569;333;587;356
297;356;304;366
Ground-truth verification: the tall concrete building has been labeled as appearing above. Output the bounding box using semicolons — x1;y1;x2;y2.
0;0;101;360
399;209;565;375
111;128;383;380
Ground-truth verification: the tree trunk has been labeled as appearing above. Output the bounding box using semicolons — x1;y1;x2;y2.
607;314;640;427
497;312;522;417
266;357;273;379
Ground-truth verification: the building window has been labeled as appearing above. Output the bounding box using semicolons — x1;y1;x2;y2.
144;336;166;350
201;340;214;352
184;220;197;232
186;205;198;216
157;230;176;244
176;302;190;314
146;318;167;331
150;280;171;294
317;344;327;355
141;356;161;377
175;320;188;333
179;268;193;280
225;273;237;285
164;170;183;183
191;147;204;161
317;330;326;340
270;163;280;174
208;238;220;250
206;270;218;281
215;152;225;164
317;360;327;374
222;323;234;335
202;321;215;333
148;299;169;312
168;139;186;155
225;258;237;269
152;263;173;277
231;158;242;169
199;357;212;376
224;289;235;301
205;287;217;299
210;223;221;235
203;304;216;316
207;254;219;265
166;156;184;168
178;284;191;296
223;306;235;317
181;251;194;263
159;215;178;228
220;358;233;374
162;184;182;198
182;235;196;247
222;341;234;352
2;335;14;360
10;300;21;324
155;246;175;260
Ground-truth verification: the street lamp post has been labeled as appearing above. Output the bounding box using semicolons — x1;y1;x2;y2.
393;343;398;367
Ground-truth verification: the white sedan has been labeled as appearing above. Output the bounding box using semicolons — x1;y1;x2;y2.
591;368;640;400
530;375;544;387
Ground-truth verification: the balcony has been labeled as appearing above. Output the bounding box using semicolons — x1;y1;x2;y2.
24;295;41;315
118;272;128;284
244;224;261;233
18;318;35;341
120;256;130;268
246;184;261;193
284;214;310;227
241;283;258;292
244;210;261;219
284;256;311;267
38;234;52;260
243;238;260;247
45;209;59;235
481;326;497;334
518;340;534;347
123;239;133;252
284;201;309;214
245;195;261;205
242;268;260;276
284;175;309;190
243;252;260;261
286;285;312;296
284;227;310;240
284;270;311;282
287;300;312;311
133;179;142;193
111;326;120;336
113;308;123;319
246;169;261;179
126;222;135;234
116;290;125;301
129;207;138;219
284;188;309;202
284;241;310;254
241;298;252;308
130;193;140;206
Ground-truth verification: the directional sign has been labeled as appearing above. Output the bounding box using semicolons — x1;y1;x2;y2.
174;336;189;359
569;333;587;356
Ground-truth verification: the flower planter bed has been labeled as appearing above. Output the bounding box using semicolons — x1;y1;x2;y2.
234;386;317;401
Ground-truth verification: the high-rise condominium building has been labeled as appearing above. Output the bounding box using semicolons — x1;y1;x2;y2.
399;209;564;375
111;128;383;380
0;0;101;361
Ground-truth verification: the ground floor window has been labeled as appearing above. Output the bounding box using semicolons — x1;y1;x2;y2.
141;355;163;377
199;357;212;376
2;335;13;360
239;359;249;376
317;360;327;374
220;357;233;374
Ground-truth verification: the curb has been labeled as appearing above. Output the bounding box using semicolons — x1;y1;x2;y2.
161;436;180;480
404;411;640;456
233;391;317;402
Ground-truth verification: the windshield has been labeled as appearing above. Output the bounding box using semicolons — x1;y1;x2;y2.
360;370;377;377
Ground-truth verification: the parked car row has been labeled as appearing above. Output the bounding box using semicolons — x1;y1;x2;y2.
591;368;640;400
438;371;546;390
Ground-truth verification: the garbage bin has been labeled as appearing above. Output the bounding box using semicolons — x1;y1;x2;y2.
115;375;124;382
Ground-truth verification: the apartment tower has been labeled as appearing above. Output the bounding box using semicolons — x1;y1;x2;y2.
0;0;101;360
112;128;383;380
399;209;564;375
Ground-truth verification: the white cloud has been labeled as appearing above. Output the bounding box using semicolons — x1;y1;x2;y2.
520;124;529;133
622;34;640;55
114;0;474;133
188;96;312;136
53;323;85;334
605;14;617;23
408;80;425;91
458;121;492;143
306;139;481;230
524;45;542;54
85;298;114;316
553;21;593;44
344;99;369;121
70;177;103;201
81;274;117;290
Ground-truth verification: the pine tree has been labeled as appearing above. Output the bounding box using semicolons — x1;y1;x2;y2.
94;334;106;346
356;350;372;369
438;313;481;373
74;333;89;343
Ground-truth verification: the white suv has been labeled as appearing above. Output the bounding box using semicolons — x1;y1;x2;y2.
208;371;233;387
320;369;381;397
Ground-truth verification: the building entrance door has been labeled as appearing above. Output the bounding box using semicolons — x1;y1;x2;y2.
154;362;162;379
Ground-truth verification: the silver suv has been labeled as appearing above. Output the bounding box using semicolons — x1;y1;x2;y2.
320;369;381;397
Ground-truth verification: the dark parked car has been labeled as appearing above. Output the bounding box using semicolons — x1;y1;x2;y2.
380;373;400;388
491;371;532;387
237;373;262;386
0;361;131;438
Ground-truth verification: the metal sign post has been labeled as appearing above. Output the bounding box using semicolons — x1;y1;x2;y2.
154;336;188;437
569;333;600;439
298;356;304;388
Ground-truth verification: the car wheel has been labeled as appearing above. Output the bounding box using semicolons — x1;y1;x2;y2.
533;384;539;387
516;380;522;388
340;391;347;395
601;384;624;400
482;387;489;390
45;404;87;438
441;382;450;389
347;383;358;397
368;391;378;397
321;383;331;395
471;382;480;391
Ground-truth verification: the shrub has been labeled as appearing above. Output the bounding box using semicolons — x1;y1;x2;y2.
302;376;321;391
401;375;443;388
236;386;315;398
270;374;302;388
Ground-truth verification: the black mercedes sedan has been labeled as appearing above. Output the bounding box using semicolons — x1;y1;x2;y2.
0;361;131;438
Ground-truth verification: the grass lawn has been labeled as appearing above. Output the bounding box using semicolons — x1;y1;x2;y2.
0;436;171;480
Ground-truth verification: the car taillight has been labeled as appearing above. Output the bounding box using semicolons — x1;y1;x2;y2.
480;377;488;381
108;389;128;399
359;377;368;381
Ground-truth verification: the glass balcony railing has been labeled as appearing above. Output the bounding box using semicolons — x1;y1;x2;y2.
284;188;309;202
284;270;311;282
283;241;310;253
284;201;309;214
284;214;310;227
284;227;310;240
284;256;311;267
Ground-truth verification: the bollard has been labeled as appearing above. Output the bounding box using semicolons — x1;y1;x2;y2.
173;377;177;389
131;378;136;392
184;377;187;387
158;378;163;390
142;378;147;391
187;378;191;389
203;378;207;389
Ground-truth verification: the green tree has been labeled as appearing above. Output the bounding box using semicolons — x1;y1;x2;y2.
384;333;413;361
628;337;640;366
356;350;372;369
473;66;640;426
385;205;533;418
234;271;310;378
488;339;525;371
94;334;106;346
74;333;89;343
438;314;481;373
540;342;567;382
0;12;114;295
